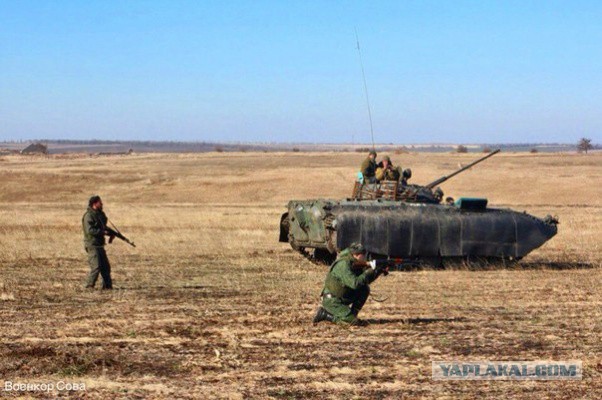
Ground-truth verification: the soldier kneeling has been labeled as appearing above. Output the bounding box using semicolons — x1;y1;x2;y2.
313;243;388;326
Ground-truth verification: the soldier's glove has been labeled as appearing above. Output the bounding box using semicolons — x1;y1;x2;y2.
367;260;377;270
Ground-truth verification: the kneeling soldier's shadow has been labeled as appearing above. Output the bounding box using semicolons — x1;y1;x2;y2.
365;317;466;325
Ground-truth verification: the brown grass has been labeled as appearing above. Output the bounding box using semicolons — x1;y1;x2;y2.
0;151;600;398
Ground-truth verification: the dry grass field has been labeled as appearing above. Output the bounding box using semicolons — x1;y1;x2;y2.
0;151;600;399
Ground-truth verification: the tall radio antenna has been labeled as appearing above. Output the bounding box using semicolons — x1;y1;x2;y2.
354;27;376;151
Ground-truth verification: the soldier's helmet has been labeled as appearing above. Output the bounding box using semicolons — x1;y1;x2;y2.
382;155;391;163
349;242;366;254
369;150;377;157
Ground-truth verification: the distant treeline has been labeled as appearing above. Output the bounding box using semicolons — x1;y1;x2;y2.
0;139;597;154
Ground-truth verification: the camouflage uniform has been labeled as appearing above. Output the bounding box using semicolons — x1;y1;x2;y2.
82;206;112;289
320;248;378;324
360;157;378;183
375;156;401;182
376;165;401;182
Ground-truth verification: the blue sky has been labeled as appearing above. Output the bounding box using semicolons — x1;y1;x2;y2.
1;1;601;143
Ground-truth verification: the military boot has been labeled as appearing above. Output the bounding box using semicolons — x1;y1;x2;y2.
313;307;335;324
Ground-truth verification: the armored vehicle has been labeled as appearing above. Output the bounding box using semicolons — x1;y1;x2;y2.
279;150;558;267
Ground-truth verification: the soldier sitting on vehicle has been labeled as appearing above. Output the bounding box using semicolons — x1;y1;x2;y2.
313;243;388;326
360;150;378;183
375;155;401;182
400;168;412;186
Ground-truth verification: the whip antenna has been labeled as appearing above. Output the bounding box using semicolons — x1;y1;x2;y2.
355;27;376;151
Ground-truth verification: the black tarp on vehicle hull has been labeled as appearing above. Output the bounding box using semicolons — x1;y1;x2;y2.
332;203;557;259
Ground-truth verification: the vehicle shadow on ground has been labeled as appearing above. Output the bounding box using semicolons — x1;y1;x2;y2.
410;261;599;271
366;317;466;325
518;262;597;270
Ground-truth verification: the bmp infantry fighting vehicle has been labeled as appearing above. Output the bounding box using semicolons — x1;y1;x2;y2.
279;150;558;267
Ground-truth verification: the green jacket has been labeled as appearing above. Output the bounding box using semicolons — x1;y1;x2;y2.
323;249;377;299
360;157;377;178
82;207;108;247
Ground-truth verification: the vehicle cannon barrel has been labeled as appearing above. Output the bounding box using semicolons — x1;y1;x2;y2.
425;149;500;189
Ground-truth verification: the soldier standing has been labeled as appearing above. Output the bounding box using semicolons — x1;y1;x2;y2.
83;195;114;290
313;243;388;326
360;150;378;183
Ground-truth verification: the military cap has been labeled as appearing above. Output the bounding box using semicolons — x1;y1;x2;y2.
382;155;391;162
348;242;366;254
88;195;102;206
369;150;377;157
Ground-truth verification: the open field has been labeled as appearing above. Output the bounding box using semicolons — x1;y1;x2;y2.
0;151;601;398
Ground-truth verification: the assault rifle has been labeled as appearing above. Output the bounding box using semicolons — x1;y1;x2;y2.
352;258;418;276
105;220;136;248
352;260;388;276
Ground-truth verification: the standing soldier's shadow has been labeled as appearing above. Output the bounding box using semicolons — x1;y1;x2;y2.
365;317;466;325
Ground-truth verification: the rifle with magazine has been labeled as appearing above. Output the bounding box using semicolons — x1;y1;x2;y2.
105;220;136;248
353;257;424;275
